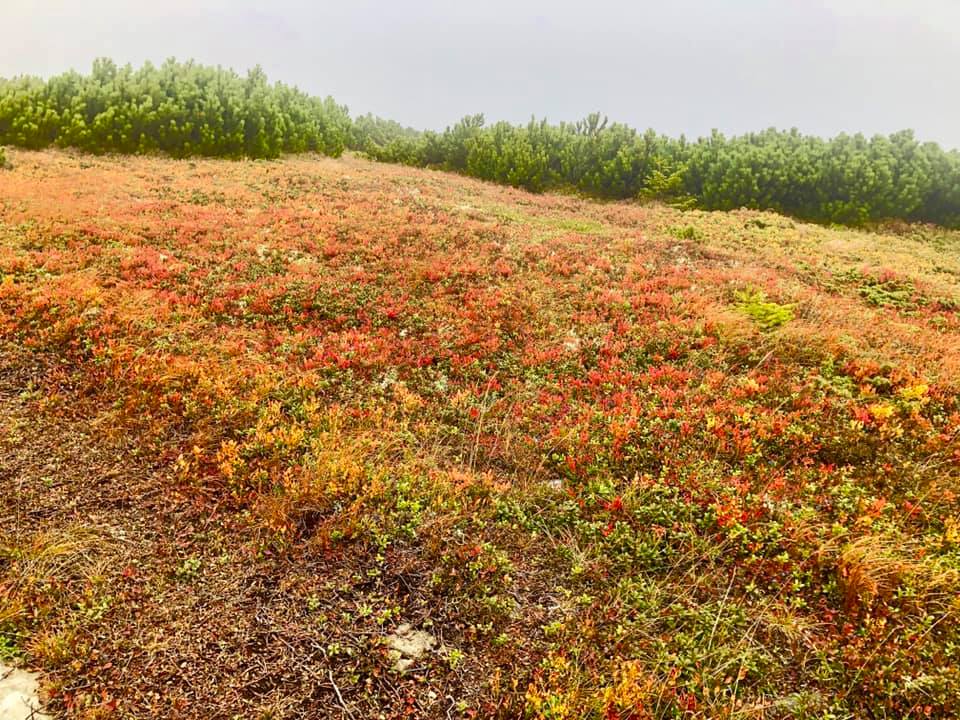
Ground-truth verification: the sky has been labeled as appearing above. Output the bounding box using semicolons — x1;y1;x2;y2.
3;0;959;148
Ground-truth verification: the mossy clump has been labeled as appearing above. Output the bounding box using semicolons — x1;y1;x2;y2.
735;288;794;330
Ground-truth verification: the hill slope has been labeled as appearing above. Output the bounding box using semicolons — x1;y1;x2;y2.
1;148;959;718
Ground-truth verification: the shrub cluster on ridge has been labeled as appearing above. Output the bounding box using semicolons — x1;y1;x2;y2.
2;58;959;228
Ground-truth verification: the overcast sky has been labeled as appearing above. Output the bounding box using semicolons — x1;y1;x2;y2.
3;0;958;148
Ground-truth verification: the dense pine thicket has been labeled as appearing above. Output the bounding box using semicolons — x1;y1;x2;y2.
2;59;959;227
352;113;960;228
0;58;349;159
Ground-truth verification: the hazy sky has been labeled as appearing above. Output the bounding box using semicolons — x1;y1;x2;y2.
4;0;959;148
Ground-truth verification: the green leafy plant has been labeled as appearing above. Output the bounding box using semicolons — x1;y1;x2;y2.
735;288;795;330
0;631;19;661
669;224;701;240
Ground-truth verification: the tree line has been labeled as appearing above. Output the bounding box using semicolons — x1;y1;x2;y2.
351;113;960;228
2;59;959;227
0;58;349;159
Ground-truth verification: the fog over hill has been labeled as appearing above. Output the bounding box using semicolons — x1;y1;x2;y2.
3;0;959;148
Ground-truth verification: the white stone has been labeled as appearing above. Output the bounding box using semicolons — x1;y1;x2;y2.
385;624;437;672
0;664;49;720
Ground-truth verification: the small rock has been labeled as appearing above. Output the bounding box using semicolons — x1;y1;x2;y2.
0;663;50;720
385;624;437;672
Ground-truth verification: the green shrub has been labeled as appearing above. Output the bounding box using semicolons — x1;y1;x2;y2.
0;58;349;159
346;117;960;229
735;289;795;330
668;225;701;241
2;57;959;228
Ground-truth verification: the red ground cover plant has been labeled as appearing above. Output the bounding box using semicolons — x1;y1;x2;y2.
1;148;959;718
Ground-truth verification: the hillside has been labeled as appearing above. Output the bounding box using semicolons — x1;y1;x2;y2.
4;59;960;228
1;148;960;719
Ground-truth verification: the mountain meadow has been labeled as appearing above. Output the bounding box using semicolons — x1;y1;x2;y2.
1;60;959;719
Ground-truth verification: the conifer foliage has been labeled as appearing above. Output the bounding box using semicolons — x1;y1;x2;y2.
353;113;960;228
2;59;959;227
0;58;350;159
